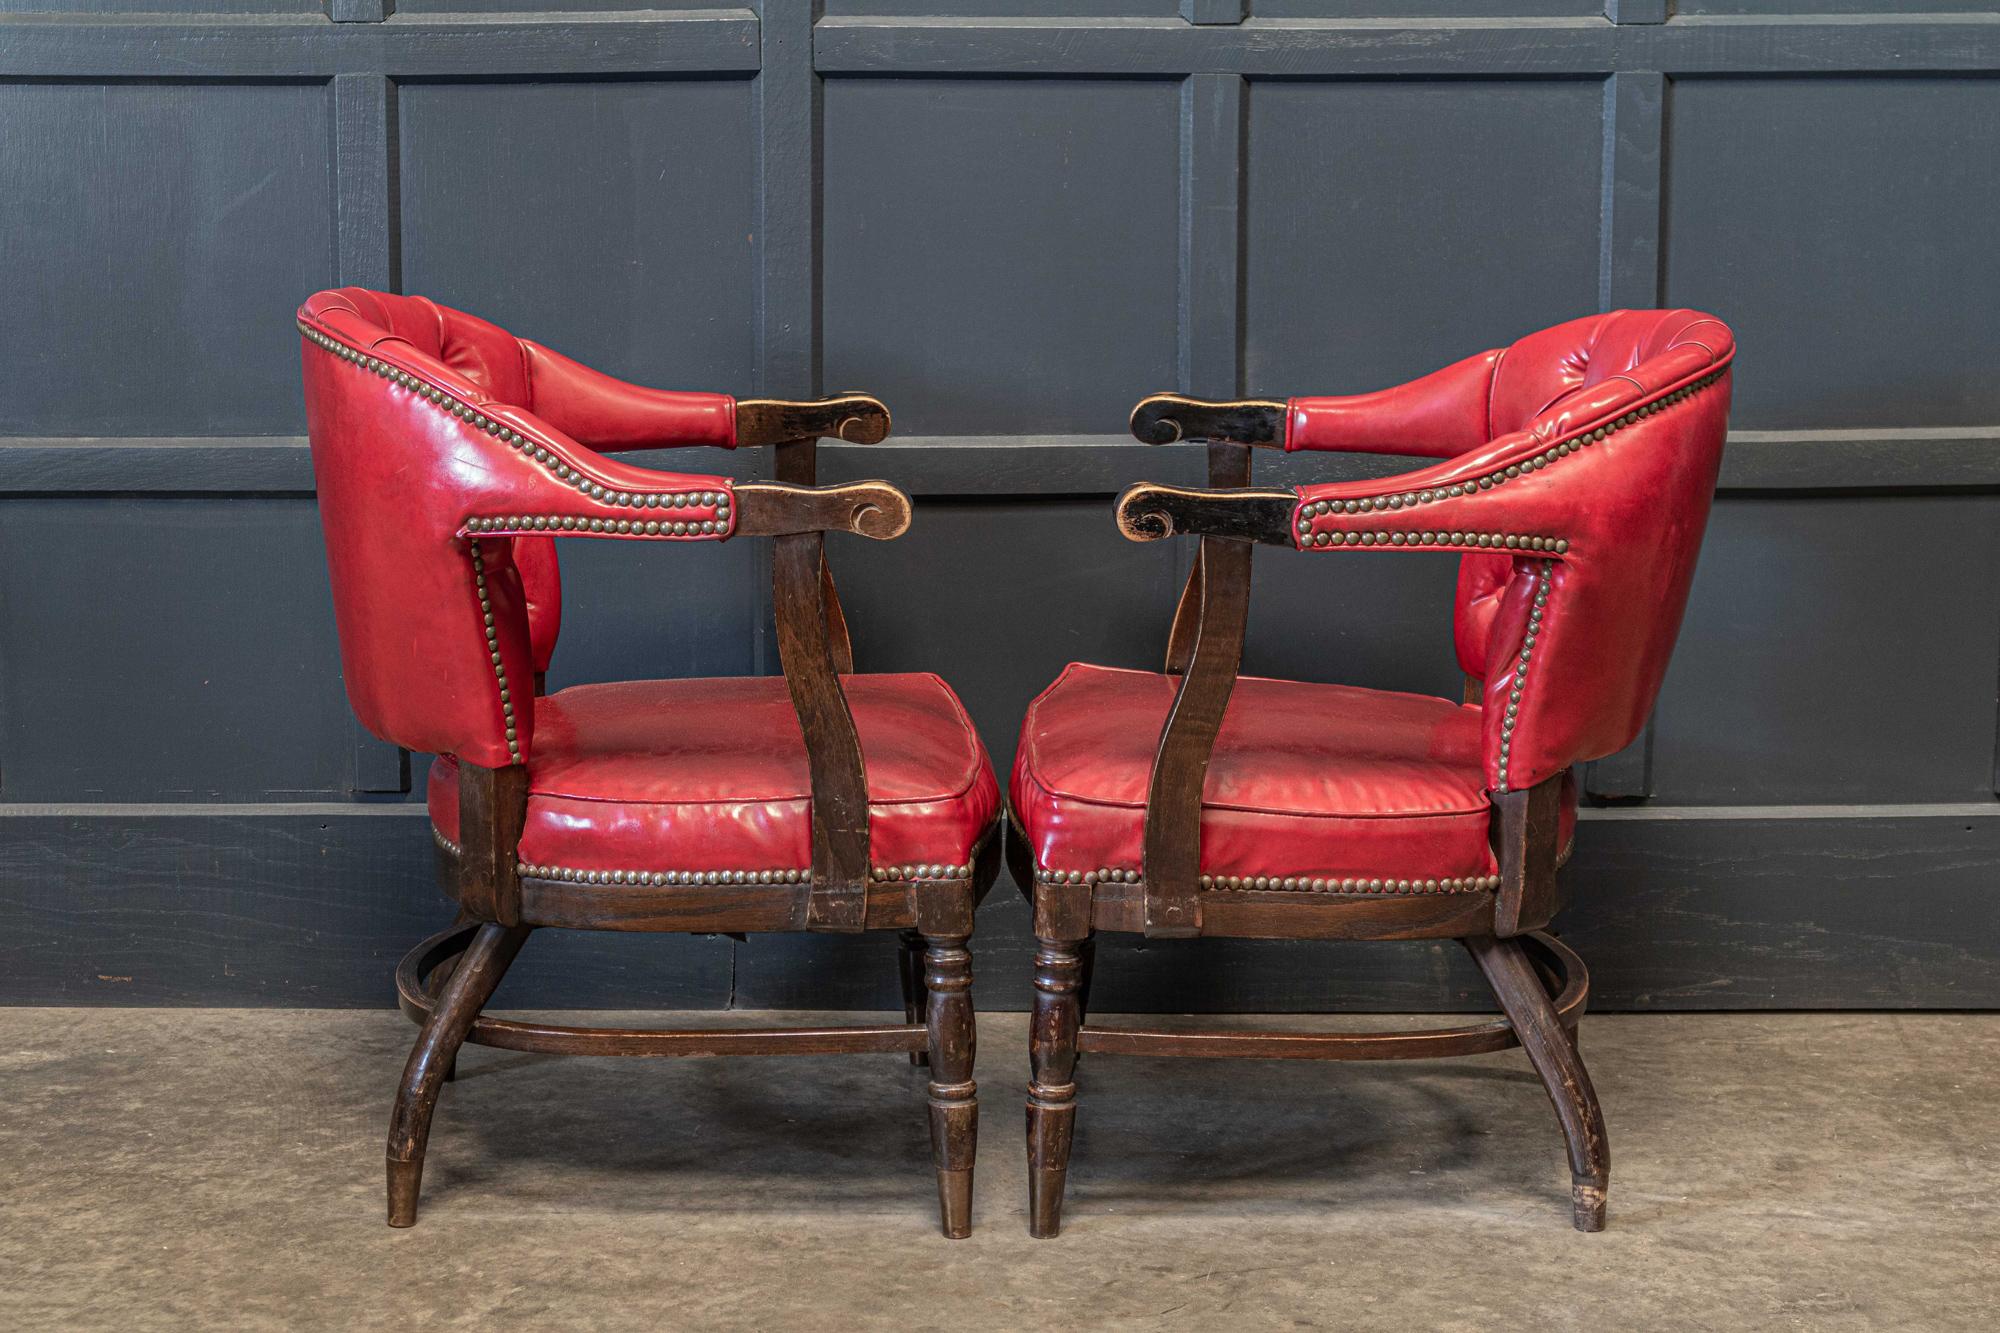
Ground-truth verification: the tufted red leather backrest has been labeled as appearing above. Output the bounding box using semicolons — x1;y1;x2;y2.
1451;310;1732;684
299;288;733;768
1291;310;1734;793
304;291;567;668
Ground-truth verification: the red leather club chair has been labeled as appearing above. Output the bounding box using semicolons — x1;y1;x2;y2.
1010;310;1735;1236
299;289;1002;1236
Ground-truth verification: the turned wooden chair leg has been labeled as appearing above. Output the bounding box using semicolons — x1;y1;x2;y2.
386;921;530;1228
1466;933;1610;1232
1027;934;1085;1238
900;928;929;1068
922;932;977;1238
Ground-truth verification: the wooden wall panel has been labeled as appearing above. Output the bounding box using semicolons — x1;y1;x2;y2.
1;1;1996;1009
1243;78;1605;397
1649;495;2000;805
398;77;760;393
828;498;1184;778
0;808;736;1006
0;81;334;436
822;77;1183;434
0;499;354;801
1664;76;2000;429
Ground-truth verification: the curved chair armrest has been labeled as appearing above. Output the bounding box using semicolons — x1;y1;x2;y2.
1114;482;1299;545
1290;351;1730;559
1130;348;1499;455
510;473;909;928
519;339;737;450
1283;349;1504;457
450;407;738;544
525;340;888;451
731;480;912;541
735;395;892;449
1129;394;1286;447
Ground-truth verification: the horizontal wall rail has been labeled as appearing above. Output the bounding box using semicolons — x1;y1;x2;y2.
5;431;1998;496
0;12;761;78
813;15;2000;76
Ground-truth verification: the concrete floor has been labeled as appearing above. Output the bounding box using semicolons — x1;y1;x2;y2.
2;1010;1996;1331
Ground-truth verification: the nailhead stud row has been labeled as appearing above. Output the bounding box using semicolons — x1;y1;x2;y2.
870;863;975;881
1293;368;1726;542
459;835;1515;896
1495;561;1553;793
468;538;522;764
521;864;808;885
1207;873;1501;895
299;320;728;524
467;513;726;538
1035;867;1139;886
1036;867;1499;895
512;863;972;884
1300;529;1567;553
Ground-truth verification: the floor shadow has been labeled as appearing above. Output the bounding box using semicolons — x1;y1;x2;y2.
422;1024;1562;1221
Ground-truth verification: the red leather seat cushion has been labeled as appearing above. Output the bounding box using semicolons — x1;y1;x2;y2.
1011;663;1573;885
431;674;1000;875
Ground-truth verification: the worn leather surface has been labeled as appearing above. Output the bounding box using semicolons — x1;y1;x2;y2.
1286;310;1735;792
430;674;1001;873
300;288;739;768
1009;663;1574;881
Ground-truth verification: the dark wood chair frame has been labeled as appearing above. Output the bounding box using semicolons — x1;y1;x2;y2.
1015;394;1606;1238
394;396;1003;1237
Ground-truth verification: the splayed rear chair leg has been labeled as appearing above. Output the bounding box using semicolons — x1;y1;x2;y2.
1466;933;1610;1231
385;922;529;1227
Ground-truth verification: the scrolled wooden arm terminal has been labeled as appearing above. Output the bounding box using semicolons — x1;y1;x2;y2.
734;392;893;448
1128;392;1286;447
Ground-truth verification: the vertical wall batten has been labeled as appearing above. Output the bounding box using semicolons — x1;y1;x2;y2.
1182;1;1247;26
1178;72;1245;401
1599;69;1667;313
1583;66;1670;801
331;72;397;294
330;70;407;791
1606;1;1672;25
324;0;394;24
757;0;819;401
753;0;821;681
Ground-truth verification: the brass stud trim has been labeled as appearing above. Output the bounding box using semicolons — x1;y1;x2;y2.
426;840;975;887
1297;529;1568;553
298;319;730;535
465;513;727;538
1033;866;1498;895
1292;367;1726;547
1032;866;1140;887
868;862;976;882
1494;560;1553;794
468;537;521;765
506;861;973;885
